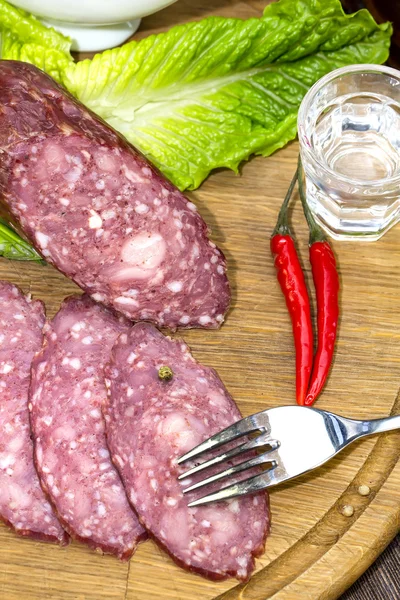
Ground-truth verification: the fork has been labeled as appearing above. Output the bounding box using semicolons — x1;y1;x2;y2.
177;406;400;506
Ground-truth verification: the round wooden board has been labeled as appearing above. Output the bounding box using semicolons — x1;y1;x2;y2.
1;1;399;599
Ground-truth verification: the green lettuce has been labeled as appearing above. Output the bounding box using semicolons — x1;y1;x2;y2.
1;29;73;83
0;219;43;261
63;0;392;189
0;0;73;83
0;0;70;53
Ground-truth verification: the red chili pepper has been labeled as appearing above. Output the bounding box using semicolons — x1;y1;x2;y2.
298;158;339;406
271;169;313;406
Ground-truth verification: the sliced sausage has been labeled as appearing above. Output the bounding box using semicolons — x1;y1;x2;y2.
0;281;67;544
104;323;269;580
29;295;146;559
0;61;230;330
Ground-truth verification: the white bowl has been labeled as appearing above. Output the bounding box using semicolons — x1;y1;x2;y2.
11;0;178;51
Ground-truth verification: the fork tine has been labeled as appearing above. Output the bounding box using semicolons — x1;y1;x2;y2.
187;467;279;507
178;436;279;481
182;453;278;494
177;415;264;465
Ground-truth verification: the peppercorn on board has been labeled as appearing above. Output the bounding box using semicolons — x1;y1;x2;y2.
0;0;399;599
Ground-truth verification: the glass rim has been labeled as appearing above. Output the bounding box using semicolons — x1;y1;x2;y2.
297;64;400;188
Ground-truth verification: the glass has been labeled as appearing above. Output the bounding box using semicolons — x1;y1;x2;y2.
298;64;400;241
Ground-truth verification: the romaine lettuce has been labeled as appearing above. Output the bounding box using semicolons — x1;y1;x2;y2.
0;219;42;262
0;0;73;83
63;0;391;189
1;28;72;83
0;0;70;53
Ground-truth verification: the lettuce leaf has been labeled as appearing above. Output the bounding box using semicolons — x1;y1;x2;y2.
0;0;70;53
0;0;73;83
0;218;43;262
0;29;73;83
63;0;392;189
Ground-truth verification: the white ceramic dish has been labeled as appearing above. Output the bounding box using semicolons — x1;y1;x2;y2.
11;0;178;51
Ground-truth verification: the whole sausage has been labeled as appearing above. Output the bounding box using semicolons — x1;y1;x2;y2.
0;61;230;330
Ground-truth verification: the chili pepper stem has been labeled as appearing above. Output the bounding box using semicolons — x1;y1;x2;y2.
272;167;299;237
297;157;326;245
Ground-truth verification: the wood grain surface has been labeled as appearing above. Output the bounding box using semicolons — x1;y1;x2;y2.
341;535;400;599
1;1;399;599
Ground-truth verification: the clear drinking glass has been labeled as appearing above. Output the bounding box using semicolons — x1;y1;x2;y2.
298;64;400;241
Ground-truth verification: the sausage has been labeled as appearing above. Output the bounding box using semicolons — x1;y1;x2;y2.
0;281;67;544
104;323;269;581
0;61;230;330
29;295;146;559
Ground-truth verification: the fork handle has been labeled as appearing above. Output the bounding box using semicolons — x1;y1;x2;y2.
364;414;400;435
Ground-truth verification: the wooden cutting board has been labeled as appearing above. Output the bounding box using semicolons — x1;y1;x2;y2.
1;0;399;598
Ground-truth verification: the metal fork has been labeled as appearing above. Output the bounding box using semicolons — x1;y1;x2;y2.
177;406;400;506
